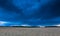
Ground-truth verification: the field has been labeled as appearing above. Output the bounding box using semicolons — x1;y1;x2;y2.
0;27;60;36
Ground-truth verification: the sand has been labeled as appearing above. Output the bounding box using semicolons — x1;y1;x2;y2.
0;27;60;36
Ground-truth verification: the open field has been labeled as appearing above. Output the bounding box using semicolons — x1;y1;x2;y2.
0;27;60;36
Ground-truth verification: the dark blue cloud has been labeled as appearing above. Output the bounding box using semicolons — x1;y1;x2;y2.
0;0;60;26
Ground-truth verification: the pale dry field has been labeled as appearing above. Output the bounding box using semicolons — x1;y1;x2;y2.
0;27;60;36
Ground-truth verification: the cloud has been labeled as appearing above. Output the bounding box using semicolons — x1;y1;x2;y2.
20;24;31;26
0;21;9;26
55;24;60;26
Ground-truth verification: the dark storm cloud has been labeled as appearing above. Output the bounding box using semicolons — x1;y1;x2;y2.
0;0;23;15
32;0;60;20
0;0;60;26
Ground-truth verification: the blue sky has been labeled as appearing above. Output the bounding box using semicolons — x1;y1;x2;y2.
0;0;60;26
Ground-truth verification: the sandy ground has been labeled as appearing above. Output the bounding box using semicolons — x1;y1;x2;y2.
0;27;60;36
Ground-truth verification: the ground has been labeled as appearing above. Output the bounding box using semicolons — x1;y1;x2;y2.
0;27;60;36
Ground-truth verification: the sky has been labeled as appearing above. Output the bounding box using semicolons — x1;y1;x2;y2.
0;0;60;26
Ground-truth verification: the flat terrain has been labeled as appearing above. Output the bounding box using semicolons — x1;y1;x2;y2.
0;27;60;36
